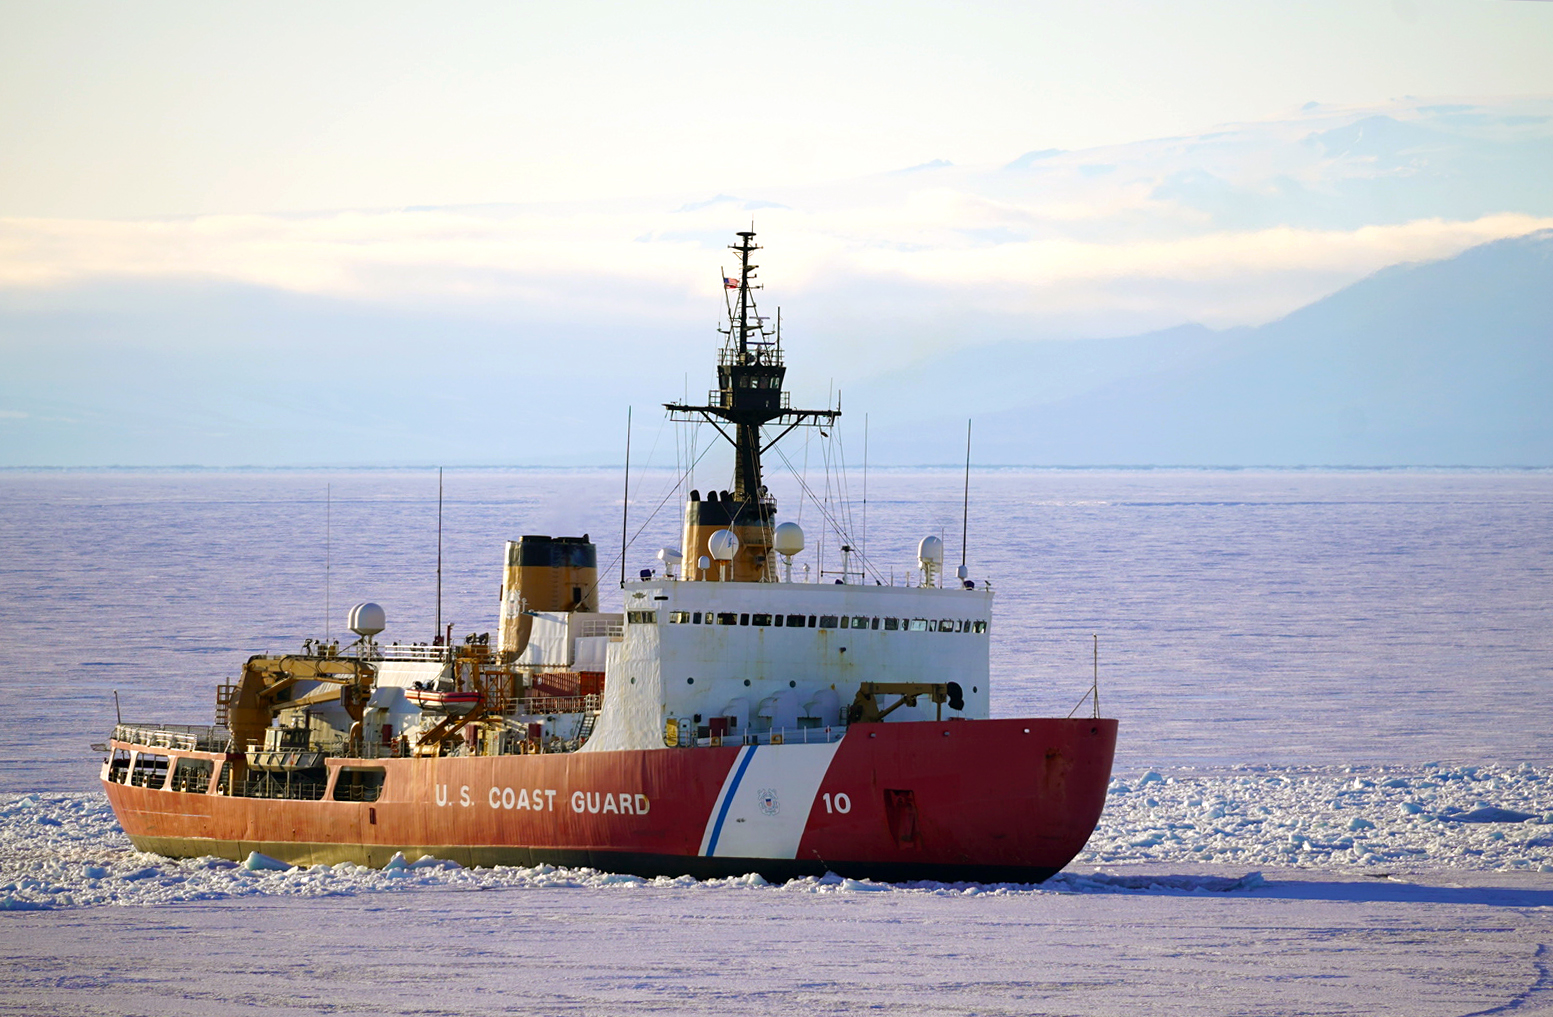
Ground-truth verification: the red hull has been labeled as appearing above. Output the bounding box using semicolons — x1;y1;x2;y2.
105;718;1116;883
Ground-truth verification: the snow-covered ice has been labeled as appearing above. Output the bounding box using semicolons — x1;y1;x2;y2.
4;772;1553;1015
6;764;1553;912
4;469;1552;1014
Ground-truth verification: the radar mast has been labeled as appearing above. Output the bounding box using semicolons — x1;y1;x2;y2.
665;230;839;580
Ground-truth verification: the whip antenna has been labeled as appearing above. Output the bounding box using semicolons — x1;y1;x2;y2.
960;419;972;577
435;468;442;644
621;406;632;588
325;483;331;642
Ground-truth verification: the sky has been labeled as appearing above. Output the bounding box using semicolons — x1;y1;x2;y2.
1;1;1551;464
3;1;1550;217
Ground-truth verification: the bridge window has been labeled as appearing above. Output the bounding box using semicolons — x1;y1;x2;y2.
973;620;988;633
668;611;691;624
910;619;928;632
751;613;772;626
740;613;750;625
786;614;807;627
818;615;839;629
851;616;869;629
717;612;738;625
626;610;658;624
884;617;900;631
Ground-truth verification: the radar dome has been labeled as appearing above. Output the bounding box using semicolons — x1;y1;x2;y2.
348;602;386;637
657;547;683;563
708;529;740;561
773;522;805;557
918;535;944;565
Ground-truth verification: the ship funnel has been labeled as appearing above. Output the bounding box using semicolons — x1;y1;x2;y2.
498;534;599;656
918;535;944;587
348;602;386;638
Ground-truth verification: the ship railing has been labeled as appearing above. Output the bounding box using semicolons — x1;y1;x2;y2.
378;644;452;662
112;724;231;753
717;346;784;368
520;694;601;716
689;724;846;748
701;388;794;411
230;777;328;802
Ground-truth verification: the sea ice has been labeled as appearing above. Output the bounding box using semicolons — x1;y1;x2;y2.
4;763;1550;912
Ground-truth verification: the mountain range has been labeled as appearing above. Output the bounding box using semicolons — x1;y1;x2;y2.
1;230;1548;468
856;229;1553;466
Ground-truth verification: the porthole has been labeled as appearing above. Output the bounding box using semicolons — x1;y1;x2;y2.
630;677;636;684
743;679;751;686
972;686;978;693
687;677;695;685
789;680;796;688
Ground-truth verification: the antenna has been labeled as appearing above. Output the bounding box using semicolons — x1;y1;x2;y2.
621;406;632;588
435;468;443;644
1093;633;1100;718
862;413;868;566
325;483;331;642
960;419;972;574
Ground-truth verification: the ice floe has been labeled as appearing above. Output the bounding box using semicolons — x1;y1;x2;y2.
1086;763;1553;872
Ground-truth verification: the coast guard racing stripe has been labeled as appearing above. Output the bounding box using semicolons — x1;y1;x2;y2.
698;742;842;859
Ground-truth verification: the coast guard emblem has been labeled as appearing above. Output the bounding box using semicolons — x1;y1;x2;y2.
757;788;780;815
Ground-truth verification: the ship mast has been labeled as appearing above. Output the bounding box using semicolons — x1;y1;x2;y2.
665;230;838;579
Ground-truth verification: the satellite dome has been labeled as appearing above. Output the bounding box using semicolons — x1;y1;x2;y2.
348;602;386;637
918;535;944;565
773;521;805;557
708;529;740;561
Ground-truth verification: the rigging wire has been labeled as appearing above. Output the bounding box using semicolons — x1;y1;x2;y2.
584;437;721;607
770;441;885;584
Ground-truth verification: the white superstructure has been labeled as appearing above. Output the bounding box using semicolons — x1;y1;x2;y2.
584;577;992;751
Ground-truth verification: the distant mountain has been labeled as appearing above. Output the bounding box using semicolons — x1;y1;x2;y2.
858;230;1553;465
1;230;1547;468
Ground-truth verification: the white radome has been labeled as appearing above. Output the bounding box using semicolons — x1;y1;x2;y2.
773;521;805;557
347;602;386;637
708;529;740;561
918;535;944;566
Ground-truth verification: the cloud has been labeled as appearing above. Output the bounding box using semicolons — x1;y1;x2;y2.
1;96;1549;347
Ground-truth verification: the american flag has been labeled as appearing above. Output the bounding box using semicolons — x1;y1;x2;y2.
724;275;739;290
